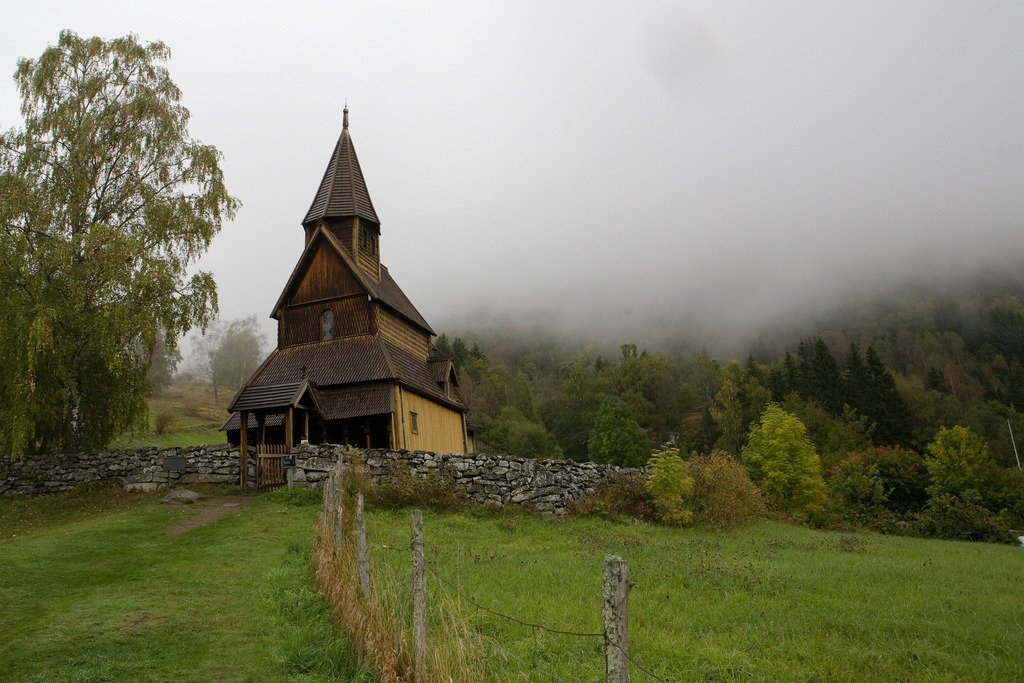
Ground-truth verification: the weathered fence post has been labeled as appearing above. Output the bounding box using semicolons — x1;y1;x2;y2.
332;457;344;549
411;509;426;681
603;555;630;683
357;493;370;596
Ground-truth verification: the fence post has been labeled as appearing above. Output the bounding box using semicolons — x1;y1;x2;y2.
357;493;370;596
411;509;426;681
603;555;630;683
332;458;344;549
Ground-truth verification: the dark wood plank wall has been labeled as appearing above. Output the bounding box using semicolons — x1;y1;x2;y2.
326;217;356;253
281;296;371;346
292;243;363;304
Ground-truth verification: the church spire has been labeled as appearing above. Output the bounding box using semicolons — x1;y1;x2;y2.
302;106;379;226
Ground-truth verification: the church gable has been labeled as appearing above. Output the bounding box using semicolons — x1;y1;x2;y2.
290;240;364;306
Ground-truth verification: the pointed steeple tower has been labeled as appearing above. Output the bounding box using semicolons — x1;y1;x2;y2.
302;106;382;280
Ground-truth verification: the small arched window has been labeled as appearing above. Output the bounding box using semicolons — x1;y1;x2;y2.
321;308;335;340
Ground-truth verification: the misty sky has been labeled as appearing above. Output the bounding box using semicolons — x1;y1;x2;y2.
2;1;1022;347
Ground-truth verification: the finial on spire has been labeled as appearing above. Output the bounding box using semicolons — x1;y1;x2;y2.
343;99;349;129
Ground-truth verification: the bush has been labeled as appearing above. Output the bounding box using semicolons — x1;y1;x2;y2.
851;446;929;513
829;458;888;509
567;475;658;523
686;450;766;527
153;409;175;435
645;447;694;526
913;491;1013;543
742;404;827;517
359;470;465;512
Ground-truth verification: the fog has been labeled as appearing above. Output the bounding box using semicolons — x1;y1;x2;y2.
2;1;1022;353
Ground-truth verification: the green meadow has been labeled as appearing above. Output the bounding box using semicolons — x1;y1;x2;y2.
0;484;366;682
365;509;1024;681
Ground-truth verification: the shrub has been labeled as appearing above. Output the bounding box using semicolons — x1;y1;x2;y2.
645;446;694;526
850;446;929;513
913;491;1013;543
925;426;999;503
829;458;888;509
686;450;766;527
567;475;658;523
360;469;465;512
153;409;174;435
742;404;827;517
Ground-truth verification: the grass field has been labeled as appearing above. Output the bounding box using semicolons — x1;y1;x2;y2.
364;509;1024;681
0;484;367;682
113;381;229;449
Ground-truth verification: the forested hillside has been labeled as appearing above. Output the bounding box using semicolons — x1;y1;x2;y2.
436;269;1024;540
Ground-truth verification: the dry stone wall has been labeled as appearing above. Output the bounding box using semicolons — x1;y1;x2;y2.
2;444;641;515
293;445;641;515
0;445;241;496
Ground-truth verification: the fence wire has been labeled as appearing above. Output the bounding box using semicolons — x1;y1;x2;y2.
323;486;667;682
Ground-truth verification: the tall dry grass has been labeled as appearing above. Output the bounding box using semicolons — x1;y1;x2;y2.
313;465;490;682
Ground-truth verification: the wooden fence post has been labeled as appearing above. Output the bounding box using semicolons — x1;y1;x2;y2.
332;458;344;549
357;493;370;596
411;509;426;681
603;555;631;683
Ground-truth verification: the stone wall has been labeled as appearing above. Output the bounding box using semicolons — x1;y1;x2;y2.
2;443;641;515
292;445;640;515
0;445;241;496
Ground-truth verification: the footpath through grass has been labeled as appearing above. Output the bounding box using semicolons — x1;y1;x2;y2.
0;485;368;682
365;509;1024;681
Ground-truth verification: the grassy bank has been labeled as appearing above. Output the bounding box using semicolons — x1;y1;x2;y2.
114;381;228;449
0;485;367;682
364;509;1024;681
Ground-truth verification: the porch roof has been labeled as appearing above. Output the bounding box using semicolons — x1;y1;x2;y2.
228;380;321;414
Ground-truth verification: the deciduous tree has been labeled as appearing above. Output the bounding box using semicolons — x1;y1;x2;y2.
0;31;238;454
741;404;827;516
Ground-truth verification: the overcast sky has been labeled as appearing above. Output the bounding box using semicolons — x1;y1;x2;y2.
2;1;1022;348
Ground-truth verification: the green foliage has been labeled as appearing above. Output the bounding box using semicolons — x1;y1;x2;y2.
644;446;695;526
0;31;238;455
914;491;1011;543
568;475;658;523
742;404;827;516
153;409;174;436
830;458;888;509
686;450;766;527
924;426;998;502
847;446;929;513
480;406;563;459
587;395;651;467
781;393;872;467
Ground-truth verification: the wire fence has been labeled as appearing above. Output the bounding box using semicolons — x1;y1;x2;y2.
316;462;668;682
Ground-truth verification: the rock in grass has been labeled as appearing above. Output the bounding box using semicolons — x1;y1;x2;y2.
163;489;204;504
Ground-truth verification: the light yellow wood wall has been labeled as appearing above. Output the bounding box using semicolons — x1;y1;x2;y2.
378;307;432;360
392;386;468;454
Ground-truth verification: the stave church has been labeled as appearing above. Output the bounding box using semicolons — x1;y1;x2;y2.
222;108;478;454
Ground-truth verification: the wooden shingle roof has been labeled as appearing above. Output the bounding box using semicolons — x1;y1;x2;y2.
236;336;466;413
302;108;380;226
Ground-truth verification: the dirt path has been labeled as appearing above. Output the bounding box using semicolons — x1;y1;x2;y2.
168;495;253;536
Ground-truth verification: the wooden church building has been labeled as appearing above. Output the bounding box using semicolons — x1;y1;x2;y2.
223;108;477;454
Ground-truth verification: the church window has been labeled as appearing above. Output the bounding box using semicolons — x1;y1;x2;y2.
410;411;419;434
321;308;334;340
